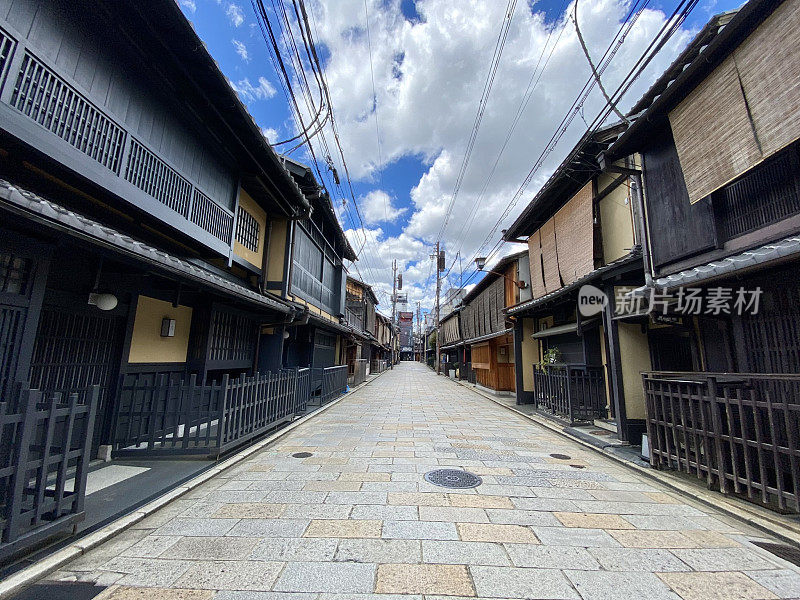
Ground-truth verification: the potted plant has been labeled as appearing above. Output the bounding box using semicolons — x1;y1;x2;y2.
540;347;562;368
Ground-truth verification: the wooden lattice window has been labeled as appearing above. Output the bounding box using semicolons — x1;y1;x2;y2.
0;252;31;295
236;206;260;253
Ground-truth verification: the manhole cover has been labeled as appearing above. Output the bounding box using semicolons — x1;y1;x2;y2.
292;452;313;458
550;453;572;460
424;469;482;489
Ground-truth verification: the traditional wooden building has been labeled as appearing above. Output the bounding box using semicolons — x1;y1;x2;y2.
502;123;648;441
439;308;464;377
459;251;530;394
344;275;378;381
0;0;355;558
605;0;800;511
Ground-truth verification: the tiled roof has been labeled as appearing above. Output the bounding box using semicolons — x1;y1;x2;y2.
0;179;292;314
654;235;800;289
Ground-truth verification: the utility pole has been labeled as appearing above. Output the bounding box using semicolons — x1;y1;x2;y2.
434;242;442;375
391;259;397;369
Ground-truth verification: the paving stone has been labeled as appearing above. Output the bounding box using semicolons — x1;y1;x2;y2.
388;492;450;506
588;547;691;571
682;530;741;547
204;491;270;504
338;472;391;481
554;512;635;530
375;563;475;596
382;520;458;540
281;503;353;520
486;508;561;526
448;494;513;509
565;570;681;600
266;491;330;504
101;557;192;587
173;560;284;590
504;543;600;569
155;518;239;537
672;548;780;571
324;491;387;505
457;523;539;544
166;536;259;560
99;587;213;600
215;593;319;600
531;526;621;548
304;481;362;492
212;503;286;519
418;506;489;523
509;496;582;512
273;562;376;594
658;571;779;600
304;519;382;538
573;500;705;516
421;540;510;566
748;569;800;598
608;529;702;548
470;566;578;599
335;538;421;563
623;514;708;530
226;519;310;538
350;504;419;521
121;535;182;558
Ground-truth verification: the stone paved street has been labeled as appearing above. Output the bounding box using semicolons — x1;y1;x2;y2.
49;362;800;600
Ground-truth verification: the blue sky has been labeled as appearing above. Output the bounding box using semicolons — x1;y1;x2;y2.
179;0;741;317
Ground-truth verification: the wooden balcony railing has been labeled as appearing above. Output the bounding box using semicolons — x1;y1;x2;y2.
643;371;800;512
533;364;607;424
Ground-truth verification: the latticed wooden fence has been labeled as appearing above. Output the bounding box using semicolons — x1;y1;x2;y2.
113;366;345;458
533;364;607;424
644;372;800;512
0;385;98;561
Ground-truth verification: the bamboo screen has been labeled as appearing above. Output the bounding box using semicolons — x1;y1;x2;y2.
669;0;800;203
526;181;594;299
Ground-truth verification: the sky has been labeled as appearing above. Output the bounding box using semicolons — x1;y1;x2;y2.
178;0;740;322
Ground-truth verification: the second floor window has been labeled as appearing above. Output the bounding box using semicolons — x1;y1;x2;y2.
236;207;260;253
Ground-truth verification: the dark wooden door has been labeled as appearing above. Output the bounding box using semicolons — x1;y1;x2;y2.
0;235;49;401
29;305;125;453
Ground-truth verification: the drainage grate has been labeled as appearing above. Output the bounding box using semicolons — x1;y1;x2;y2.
570;464;586;469
751;541;800;567
550;453;572;460
424;469;482;489
292;452;313;458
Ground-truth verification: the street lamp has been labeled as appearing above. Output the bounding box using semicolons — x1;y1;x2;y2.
474;257;528;289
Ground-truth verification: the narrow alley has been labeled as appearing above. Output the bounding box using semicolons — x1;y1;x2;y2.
44;363;800;600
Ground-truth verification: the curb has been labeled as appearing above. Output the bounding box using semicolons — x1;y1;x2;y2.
449;376;800;548
0;371;386;600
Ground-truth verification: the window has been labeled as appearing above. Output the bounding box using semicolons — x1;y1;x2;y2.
0;253;31;295
236;206;260;253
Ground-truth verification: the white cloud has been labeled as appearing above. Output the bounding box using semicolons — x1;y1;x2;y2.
360;190;407;225
180;0;196;12
232;39;250;62
260;127;280;143
226;3;245;27
229;77;277;103
279;0;696;313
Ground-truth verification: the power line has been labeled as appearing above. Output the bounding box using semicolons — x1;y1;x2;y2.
436;0;518;243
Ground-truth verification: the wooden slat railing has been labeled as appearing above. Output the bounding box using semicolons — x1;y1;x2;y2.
0;385;98;561
533;364;607;424
644;371;800;512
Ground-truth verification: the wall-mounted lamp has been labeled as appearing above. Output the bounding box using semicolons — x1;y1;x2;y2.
161;317;176;338
88;292;118;311
474;257;528;289
283;330;290;339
